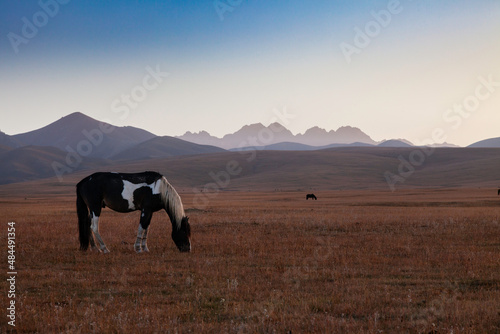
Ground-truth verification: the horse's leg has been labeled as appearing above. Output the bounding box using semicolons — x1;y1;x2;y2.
88;210;98;251
89;233;98;251
141;228;150;252
134;225;145;253
90;212;110;253
135;209;152;253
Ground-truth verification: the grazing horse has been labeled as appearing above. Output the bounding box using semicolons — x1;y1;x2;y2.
306;193;317;200
76;171;191;253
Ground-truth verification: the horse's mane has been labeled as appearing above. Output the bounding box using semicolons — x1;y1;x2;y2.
159;177;185;229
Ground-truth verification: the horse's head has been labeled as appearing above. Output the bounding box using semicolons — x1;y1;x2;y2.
172;216;191;252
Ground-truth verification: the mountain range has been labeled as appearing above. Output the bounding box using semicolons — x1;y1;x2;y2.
0;111;498;185
176;124;462;150
177;123;378;149
0;112;225;184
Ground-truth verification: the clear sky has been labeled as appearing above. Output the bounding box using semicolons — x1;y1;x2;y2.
1;0;499;146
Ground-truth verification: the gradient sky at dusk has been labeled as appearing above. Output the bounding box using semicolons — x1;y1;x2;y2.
1;0;499;146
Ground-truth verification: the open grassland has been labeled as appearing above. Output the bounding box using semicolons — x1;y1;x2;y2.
1;189;500;333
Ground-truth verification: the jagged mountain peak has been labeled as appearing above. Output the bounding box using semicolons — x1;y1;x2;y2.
303;126;328;135
177;122;376;149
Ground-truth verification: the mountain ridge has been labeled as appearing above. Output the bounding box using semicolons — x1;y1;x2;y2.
3;112;496;150
0;112;226;184
467;137;500;148
177;123;378;149
12;112;157;158
0;111;498;186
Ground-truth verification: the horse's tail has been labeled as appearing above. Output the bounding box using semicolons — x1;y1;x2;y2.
76;182;91;251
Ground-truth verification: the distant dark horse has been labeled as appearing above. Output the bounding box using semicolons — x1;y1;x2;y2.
306;193;317;200
76;171;191;253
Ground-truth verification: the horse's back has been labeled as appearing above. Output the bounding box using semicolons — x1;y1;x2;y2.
78;171;162;188
119;171;163;184
77;172;117;191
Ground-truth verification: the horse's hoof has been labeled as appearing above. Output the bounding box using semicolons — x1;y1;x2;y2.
102;248;110;254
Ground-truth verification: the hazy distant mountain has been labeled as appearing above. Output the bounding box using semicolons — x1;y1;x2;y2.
13;112;156;159
0;131;23;148
222;122;296;149
7;111;499;187
177;123;376;149
111;136;226;161
427;142;460;148
378;139;413;147
231;142;318;152
468;137;500;148
232;141;375;152
1;109;499;188
0;112;228;184
295;126;375;146
179;130;222;147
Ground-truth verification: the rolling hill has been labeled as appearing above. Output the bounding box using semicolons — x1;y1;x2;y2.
0;145;108;185
378;139;413;147
110;136;226;161
12;112;156;158
0;112;224;184
231;139;419;151
3;147;499;196
93;147;500;191
468;137;500;148
231;141;374;151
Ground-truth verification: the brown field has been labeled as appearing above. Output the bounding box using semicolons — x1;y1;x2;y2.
1;188;500;333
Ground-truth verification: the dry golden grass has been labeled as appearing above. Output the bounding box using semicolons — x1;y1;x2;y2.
1;189;499;333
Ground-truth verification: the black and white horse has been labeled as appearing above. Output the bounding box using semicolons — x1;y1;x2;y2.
306;193;317;200
76;171;191;253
